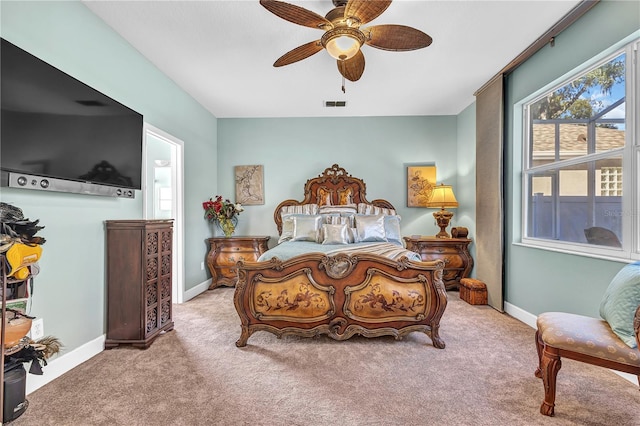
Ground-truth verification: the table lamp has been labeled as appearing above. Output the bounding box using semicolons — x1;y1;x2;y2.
426;183;458;238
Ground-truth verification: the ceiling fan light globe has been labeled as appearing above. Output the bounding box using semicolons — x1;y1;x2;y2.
325;35;360;60
321;27;365;61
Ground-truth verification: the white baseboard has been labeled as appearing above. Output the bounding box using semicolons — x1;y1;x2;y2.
183;278;211;302
613;371;638;384
25;334;105;395
505;301;637;386
504;301;537;328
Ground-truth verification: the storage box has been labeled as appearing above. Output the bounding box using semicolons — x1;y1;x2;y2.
459;278;487;305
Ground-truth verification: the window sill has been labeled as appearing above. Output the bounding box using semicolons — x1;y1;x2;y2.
514;239;637;264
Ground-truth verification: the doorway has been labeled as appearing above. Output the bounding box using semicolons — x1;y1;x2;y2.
143;124;185;303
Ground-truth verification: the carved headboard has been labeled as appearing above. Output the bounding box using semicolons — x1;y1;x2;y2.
273;164;396;234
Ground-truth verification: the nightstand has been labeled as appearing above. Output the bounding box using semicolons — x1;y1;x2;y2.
403;236;473;290
206;236;270;289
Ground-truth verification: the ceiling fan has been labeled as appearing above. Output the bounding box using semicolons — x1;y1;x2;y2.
260;0;433;82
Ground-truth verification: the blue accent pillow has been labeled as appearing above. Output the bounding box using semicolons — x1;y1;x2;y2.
383;215;402;246
355;214;386;242
599;261;640;348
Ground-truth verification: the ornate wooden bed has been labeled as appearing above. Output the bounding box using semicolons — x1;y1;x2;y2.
233;165;447;348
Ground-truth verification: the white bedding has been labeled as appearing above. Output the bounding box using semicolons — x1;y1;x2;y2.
258;240;422;262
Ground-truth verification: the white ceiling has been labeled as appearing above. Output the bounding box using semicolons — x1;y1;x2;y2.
82;0;581;118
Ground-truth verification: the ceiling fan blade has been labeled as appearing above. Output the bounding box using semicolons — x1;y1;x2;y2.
344;0;392;25
273;40;324;67
260;0;332;30
337;50;365;82
363;24;433;51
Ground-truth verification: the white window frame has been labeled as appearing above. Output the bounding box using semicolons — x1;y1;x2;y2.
519;35;639;262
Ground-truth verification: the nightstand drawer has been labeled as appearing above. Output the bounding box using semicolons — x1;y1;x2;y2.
420;253;465;268
418;246;459;255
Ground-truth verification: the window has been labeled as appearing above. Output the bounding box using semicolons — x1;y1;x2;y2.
522;38;638;260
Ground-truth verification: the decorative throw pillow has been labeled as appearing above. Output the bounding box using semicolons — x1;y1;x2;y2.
599;261;640;348
279;205;320;244
319;205;357;228
279;213;314;244
318;204;357;214
348;227;358;243
321;224;350;245
278;213;305;244
280;204;319;216
383;215;402;246
355;214;386;242
291;215;322;242
279;214;295;244
357;203;397;216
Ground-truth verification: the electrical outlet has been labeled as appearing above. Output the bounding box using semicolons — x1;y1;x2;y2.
31;318;44;340
200;261;205;270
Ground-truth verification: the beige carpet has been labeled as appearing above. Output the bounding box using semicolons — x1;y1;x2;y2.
10;289;639;426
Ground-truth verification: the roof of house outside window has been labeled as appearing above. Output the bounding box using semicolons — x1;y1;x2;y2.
532;123;625;160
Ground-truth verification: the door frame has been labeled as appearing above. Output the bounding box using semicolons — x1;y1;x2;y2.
143;123;185;303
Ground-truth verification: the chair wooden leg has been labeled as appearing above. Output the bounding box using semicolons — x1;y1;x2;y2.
534;330;543;378
539;346;562;416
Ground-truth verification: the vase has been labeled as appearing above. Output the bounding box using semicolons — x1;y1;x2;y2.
217;217;236;237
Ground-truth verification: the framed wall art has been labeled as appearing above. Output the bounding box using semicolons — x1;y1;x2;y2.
235;165;264;205
406;163;436;207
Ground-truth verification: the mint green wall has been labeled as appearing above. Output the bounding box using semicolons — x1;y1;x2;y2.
455;102;477;271
217;116;462;244
10;0;624;368
504;0;639;317
1;1;217;353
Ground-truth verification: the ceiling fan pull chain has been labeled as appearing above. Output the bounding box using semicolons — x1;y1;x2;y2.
342;75;346;93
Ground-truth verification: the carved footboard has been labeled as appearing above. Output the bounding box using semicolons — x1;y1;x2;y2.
233;253;447;348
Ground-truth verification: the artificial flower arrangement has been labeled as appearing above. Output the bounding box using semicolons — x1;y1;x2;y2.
203;195;244;237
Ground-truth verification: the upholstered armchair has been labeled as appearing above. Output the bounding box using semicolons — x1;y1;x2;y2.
534;262;640;416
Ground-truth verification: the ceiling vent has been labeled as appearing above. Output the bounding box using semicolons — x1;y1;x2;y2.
324;101;347;108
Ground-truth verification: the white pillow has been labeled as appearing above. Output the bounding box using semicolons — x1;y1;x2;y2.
319;205;357;228
356;214;386;242
321;224;350;245
320;213;339;225
291;215;322;242
348;227;358;243
279;213;310;244
318;204;357;215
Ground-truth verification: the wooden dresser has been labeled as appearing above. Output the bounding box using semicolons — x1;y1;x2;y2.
105;220;174;349
207;236;270;289
403;236;473;290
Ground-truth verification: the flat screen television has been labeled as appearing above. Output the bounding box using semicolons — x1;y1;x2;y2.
1;38;143;198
